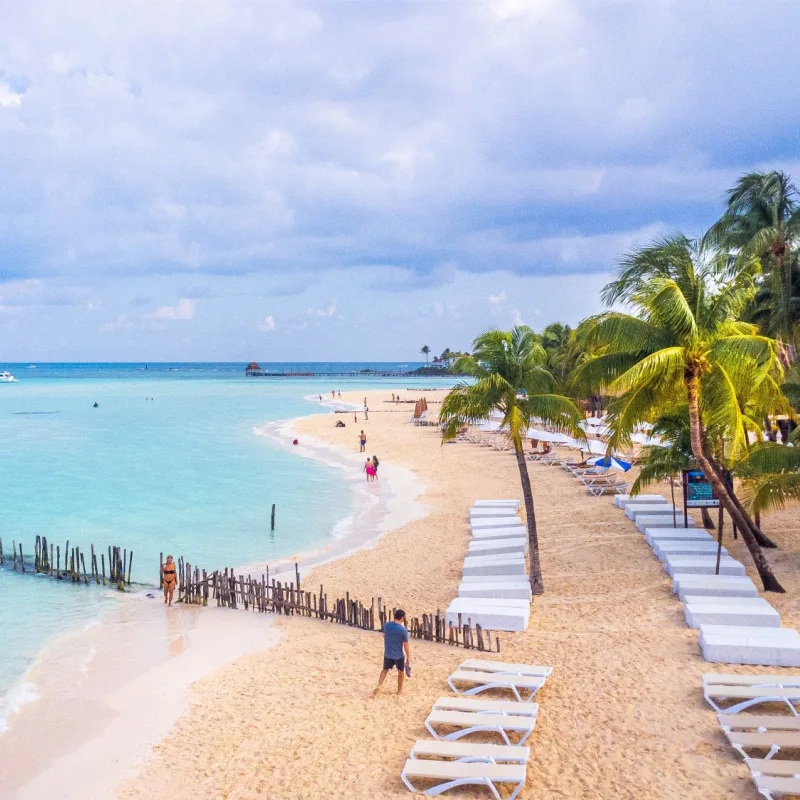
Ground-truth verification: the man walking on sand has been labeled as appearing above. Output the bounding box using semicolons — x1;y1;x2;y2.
360;430;367;452
372;609;410;697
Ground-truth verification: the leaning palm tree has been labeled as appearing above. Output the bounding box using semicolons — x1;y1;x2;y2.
705;171;800;354
440;327;584;595
576;235;787;591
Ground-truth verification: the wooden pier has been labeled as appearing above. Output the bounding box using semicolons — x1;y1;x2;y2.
0;536;133;589
170;556;500;653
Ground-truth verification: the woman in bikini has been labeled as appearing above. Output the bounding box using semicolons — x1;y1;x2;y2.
365;458;376;482
161;554;177;606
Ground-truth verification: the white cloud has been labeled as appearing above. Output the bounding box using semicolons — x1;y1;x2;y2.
306;301;336;318
488;291;506;305
146;298;196;321
0;82;22;108
258;314;276;331
510;308;524;326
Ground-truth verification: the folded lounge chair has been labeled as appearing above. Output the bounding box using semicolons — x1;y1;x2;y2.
424;708;537;745
613;494;667;509
401;758;527;800
700;626;800;667
447;669;545;702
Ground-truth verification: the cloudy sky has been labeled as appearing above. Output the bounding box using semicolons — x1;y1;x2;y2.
1;0;798;361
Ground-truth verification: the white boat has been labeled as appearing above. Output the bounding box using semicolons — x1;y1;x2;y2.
0;371;17;382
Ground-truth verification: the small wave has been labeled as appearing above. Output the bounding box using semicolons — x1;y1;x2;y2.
0;681;40;734
79;647;97;674
13;411;60;415
330;515;354;541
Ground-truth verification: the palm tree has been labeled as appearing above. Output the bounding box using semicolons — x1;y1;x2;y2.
420;345;430;363
540;322;576;386
440;326;584;595
576;235;787;591
705;171;800;355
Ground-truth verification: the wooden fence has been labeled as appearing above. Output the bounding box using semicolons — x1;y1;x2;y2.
169;556;500;653
0;535;133;589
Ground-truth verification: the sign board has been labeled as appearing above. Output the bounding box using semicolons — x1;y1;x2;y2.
682;469;720;508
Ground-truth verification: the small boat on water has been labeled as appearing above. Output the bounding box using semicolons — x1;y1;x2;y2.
0;371;18;382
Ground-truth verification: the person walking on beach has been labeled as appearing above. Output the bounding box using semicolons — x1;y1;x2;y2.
360;430;367;452
364;404;369;421
161;555;177;607
372;609;409;697
365;457;376;482
371;455;379;477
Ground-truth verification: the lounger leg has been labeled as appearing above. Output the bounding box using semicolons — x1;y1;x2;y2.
425;720;441;739
401;771;419;794
765;744;780;760
508;778;525;800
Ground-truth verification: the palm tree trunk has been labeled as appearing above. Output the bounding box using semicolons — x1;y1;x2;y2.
513;436;543;595
687;376;784;592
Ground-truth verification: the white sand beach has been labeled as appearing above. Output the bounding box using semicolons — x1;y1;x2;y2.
107;388;800;800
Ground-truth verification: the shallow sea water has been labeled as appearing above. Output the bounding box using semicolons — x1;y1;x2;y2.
0;362;450;723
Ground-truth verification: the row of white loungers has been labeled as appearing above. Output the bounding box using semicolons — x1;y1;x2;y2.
401;659;553;799
616;494;800;667
703;674;800;799
447;502;531;632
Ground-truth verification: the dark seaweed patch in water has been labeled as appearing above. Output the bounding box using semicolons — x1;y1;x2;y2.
12;411;60;415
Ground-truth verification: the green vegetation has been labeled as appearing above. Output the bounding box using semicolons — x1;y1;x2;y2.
439;327;584;594
438;170;799;593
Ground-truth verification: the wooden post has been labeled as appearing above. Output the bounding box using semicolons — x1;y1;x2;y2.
56;545;60;578
101;553;106;585
271;504;276;530
159;552;164;589
0;536;3;565
127;552;133;586
20;543;25;572
80;552;89;584
295;562;301;592
13;540;17;571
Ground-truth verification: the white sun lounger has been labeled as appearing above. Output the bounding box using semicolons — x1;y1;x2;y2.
625;503;676;520
447;669;544;702
705;683;800;714
471;518;526;531
614;494;667;509
409;739;530;765
684;599;780;629
706;674;800;689
663;555;745;577
432;696;538;717
401;758;527;799
673;575;760;600
653;541;728;560
727;730;800;760
636;515;696;532
474;500;521;511
470;507;519;519
445;600;530;632
458;582;532;601
744;760;800;800
462;556;527;578
699;626;800;667
459;660;553;680
645;528;714;547
471;527;527;542
424;708;538;745
468;538;528;557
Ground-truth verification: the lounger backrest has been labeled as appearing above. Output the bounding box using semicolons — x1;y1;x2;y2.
704;673;800;687
451;670;544;688
427;710;534;730
728;731;800;747
402;759;526;782
433;696;539;715
706;686;800;700
718;713;800;731
460;659;553;678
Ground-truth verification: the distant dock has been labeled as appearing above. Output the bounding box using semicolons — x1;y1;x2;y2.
244;361;445;378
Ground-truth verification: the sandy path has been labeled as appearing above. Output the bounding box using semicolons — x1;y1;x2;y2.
118;389;800;800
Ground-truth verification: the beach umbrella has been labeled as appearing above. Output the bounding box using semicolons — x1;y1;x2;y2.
587;455;631;471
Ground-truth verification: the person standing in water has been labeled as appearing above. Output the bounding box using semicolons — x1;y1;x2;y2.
161;555;177;606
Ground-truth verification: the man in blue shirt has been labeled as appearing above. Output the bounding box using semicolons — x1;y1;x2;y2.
371;609;410;697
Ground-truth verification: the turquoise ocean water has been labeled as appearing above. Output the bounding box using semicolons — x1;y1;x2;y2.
0;362;452;725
